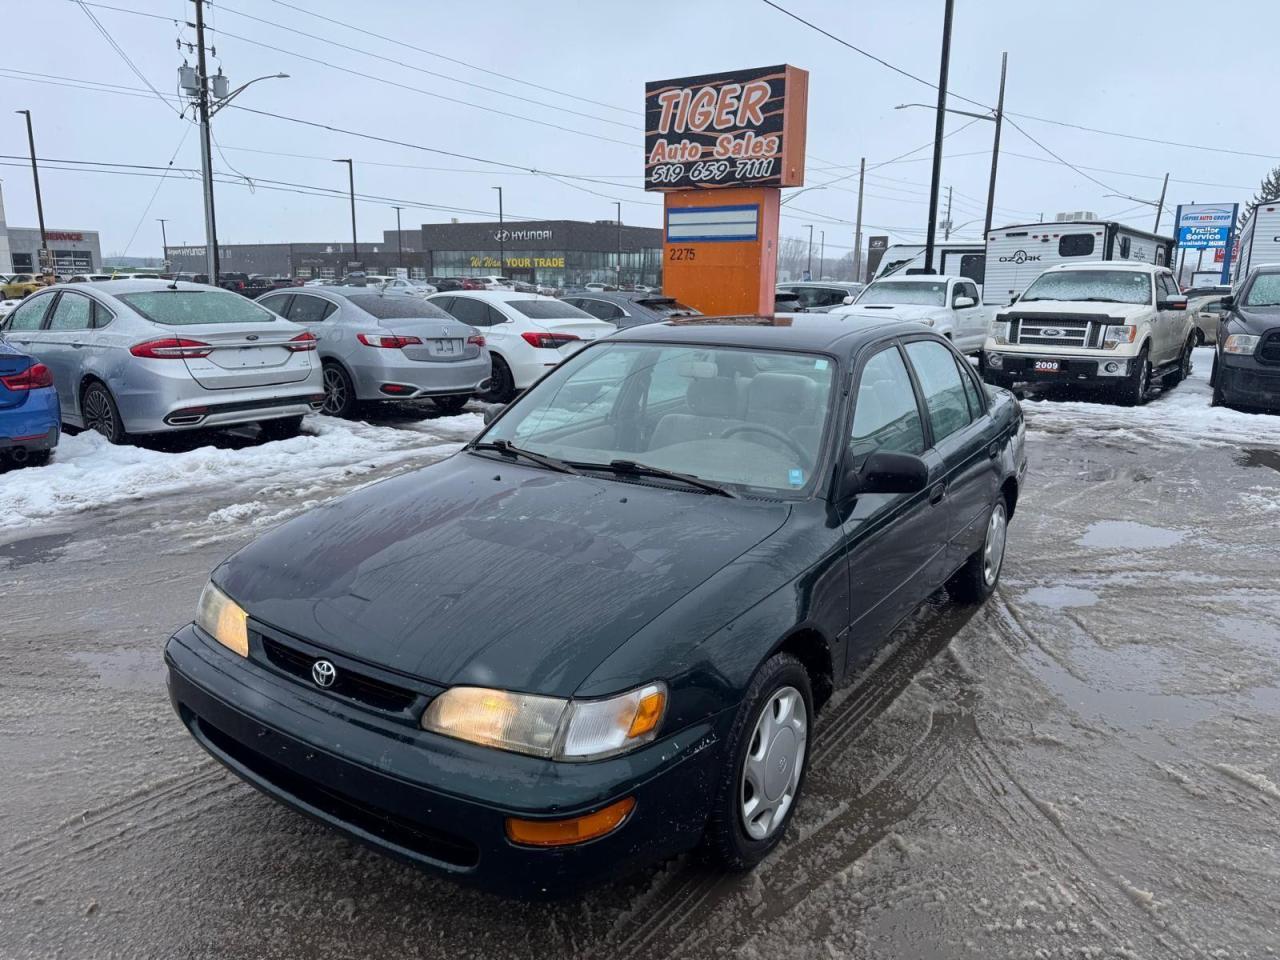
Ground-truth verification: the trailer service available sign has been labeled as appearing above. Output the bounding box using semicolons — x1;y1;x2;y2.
645;65;808;191
1175;203;1235;249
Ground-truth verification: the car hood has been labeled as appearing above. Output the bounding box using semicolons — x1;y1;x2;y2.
215;454;789;697
1231;304;1280;333
1005;300;1149;320
832;303;943;322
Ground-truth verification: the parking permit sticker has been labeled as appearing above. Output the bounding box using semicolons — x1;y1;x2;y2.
789;468;804;487
814;359;829;370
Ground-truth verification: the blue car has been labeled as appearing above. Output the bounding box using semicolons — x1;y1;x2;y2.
0;334;59;466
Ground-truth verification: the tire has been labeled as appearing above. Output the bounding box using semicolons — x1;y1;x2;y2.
81;381;128;444
947;496;1009;604
258;415;304;441
1164;335;1195;388
1211;353;1226;407
430;394;471;416
1114;345;1150;406
321;362;358;418
480;354;516;404
702;652;812;871
22;450;52;467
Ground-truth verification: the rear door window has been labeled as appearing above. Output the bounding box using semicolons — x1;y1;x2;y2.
257;294;292;315
904;340;974;444
446;296;492;327
48;292;94;330
580;299;625;321
288;295;337;323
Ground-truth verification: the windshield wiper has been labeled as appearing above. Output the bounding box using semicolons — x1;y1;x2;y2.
573;459;737;498
1078;297;1127;303
470;439;579;475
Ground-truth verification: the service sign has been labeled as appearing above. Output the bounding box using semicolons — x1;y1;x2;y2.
1175;203;1236;249
645;64;808;191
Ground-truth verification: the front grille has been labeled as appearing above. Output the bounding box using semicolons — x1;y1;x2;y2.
194;717;480;868
261;636;419;714
1016;320;1091;348
1259;331;1280;364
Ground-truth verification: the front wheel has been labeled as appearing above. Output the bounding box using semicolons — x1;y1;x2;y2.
702;653;812;871
1114;345;1150;406
947;497;1008;604
1210;353;1226;407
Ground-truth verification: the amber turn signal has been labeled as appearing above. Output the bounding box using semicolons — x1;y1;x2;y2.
505;797;636;847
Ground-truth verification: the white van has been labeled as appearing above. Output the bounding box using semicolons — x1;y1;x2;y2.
1232;200;1280;284
871;241;986;288
984;220;1174;306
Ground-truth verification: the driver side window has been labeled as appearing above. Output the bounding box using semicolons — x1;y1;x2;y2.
849;346;925;467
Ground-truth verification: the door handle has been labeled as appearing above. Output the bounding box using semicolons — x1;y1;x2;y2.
71;341;84;348
987;441;1000;459
929;482;947;505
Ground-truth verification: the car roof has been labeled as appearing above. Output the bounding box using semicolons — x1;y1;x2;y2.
430;290;552;303
1045;261;1166;273
866;274;964;284
610;314;934;355
33;279;221;295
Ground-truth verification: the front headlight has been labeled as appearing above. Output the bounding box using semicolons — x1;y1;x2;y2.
421;682;667;761
195;581;248;657
1103;324;1137;349
1223;334;1260;355
991;320;1011;344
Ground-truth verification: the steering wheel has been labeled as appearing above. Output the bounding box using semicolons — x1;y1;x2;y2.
719;423;814;470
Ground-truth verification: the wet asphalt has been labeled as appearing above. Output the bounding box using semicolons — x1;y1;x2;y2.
2;400;1279;959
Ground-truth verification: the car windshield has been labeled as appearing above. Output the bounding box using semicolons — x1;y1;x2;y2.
1020;270;1152;304
506;299;595;319
855;281;946;306
117;290;278;325
480;342;835;495
344;295;453;319
1244;274;1280;306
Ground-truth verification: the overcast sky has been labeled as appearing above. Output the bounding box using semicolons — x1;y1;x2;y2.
4;0;1274;260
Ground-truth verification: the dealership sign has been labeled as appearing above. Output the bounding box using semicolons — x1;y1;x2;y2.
1175;203;1236;249
644;64;808;191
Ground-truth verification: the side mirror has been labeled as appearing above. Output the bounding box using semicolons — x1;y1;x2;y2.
1220;294;1235;311
482;403;505;425
1157;295;1188;311
842;295;856;305
954;296;976;308
840;450;930;499
1008;294;1020;305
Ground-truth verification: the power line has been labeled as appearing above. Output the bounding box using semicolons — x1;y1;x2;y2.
214;2;637;131
1004;116;1122;195
758;0;991;111
71;0;183;116
266;0;632;116
119;126;191;255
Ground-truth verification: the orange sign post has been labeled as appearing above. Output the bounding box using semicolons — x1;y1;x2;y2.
645;65;808;316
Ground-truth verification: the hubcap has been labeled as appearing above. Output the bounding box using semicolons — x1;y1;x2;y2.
983;502;1007;586
1138;362;1149;396
84;390;113;437
740;686;807;841
322;368;347;414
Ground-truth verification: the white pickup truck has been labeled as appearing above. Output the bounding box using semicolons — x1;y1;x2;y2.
828;275;995;354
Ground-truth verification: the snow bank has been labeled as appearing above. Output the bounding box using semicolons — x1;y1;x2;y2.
1020;348;1280;448
1;413;484;531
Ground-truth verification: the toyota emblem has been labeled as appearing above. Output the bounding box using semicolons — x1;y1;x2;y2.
311;659;337;688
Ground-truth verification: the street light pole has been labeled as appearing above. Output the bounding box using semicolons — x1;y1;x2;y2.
492;186;504;276
157;218;169;271
15;110;48;276
819;230;825;278
334;159;357;264
853;157;865;282
805;223;814;278
391;205;403;269
923;0;956;275
615;201;622;286
191;0;220;284
1153;172;1169;233
983;52;1008;240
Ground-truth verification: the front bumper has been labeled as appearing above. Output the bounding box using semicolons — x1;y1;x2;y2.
1217;352;1280;409
984;351;1130;384
164;623;726;898
348;351;493;402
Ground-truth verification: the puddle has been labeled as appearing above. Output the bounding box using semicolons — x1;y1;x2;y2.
69;648;164;693
0;531;74;567
1235;447;1280;473
1021;585;1100;609
1078;520;1185;550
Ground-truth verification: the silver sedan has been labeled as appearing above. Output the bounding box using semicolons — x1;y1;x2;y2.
0;279;324;444
255;286;491;417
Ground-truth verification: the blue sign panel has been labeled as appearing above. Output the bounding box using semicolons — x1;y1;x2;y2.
1178;225;1230;249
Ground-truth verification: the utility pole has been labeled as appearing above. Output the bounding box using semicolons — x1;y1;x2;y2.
492;186;504;275
334;159;356;263
15;110;48;277
191;0;219;284
615;201;622;286
853;157;865;282
805;223;814;278
983;52;1007;241
391;205;403;269
923;0;955;274
943;185;954;241
819;230;825;278
157;218;169;271
1153;172;1169;233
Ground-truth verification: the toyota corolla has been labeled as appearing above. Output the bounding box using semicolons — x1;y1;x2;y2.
164;316;1026;897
